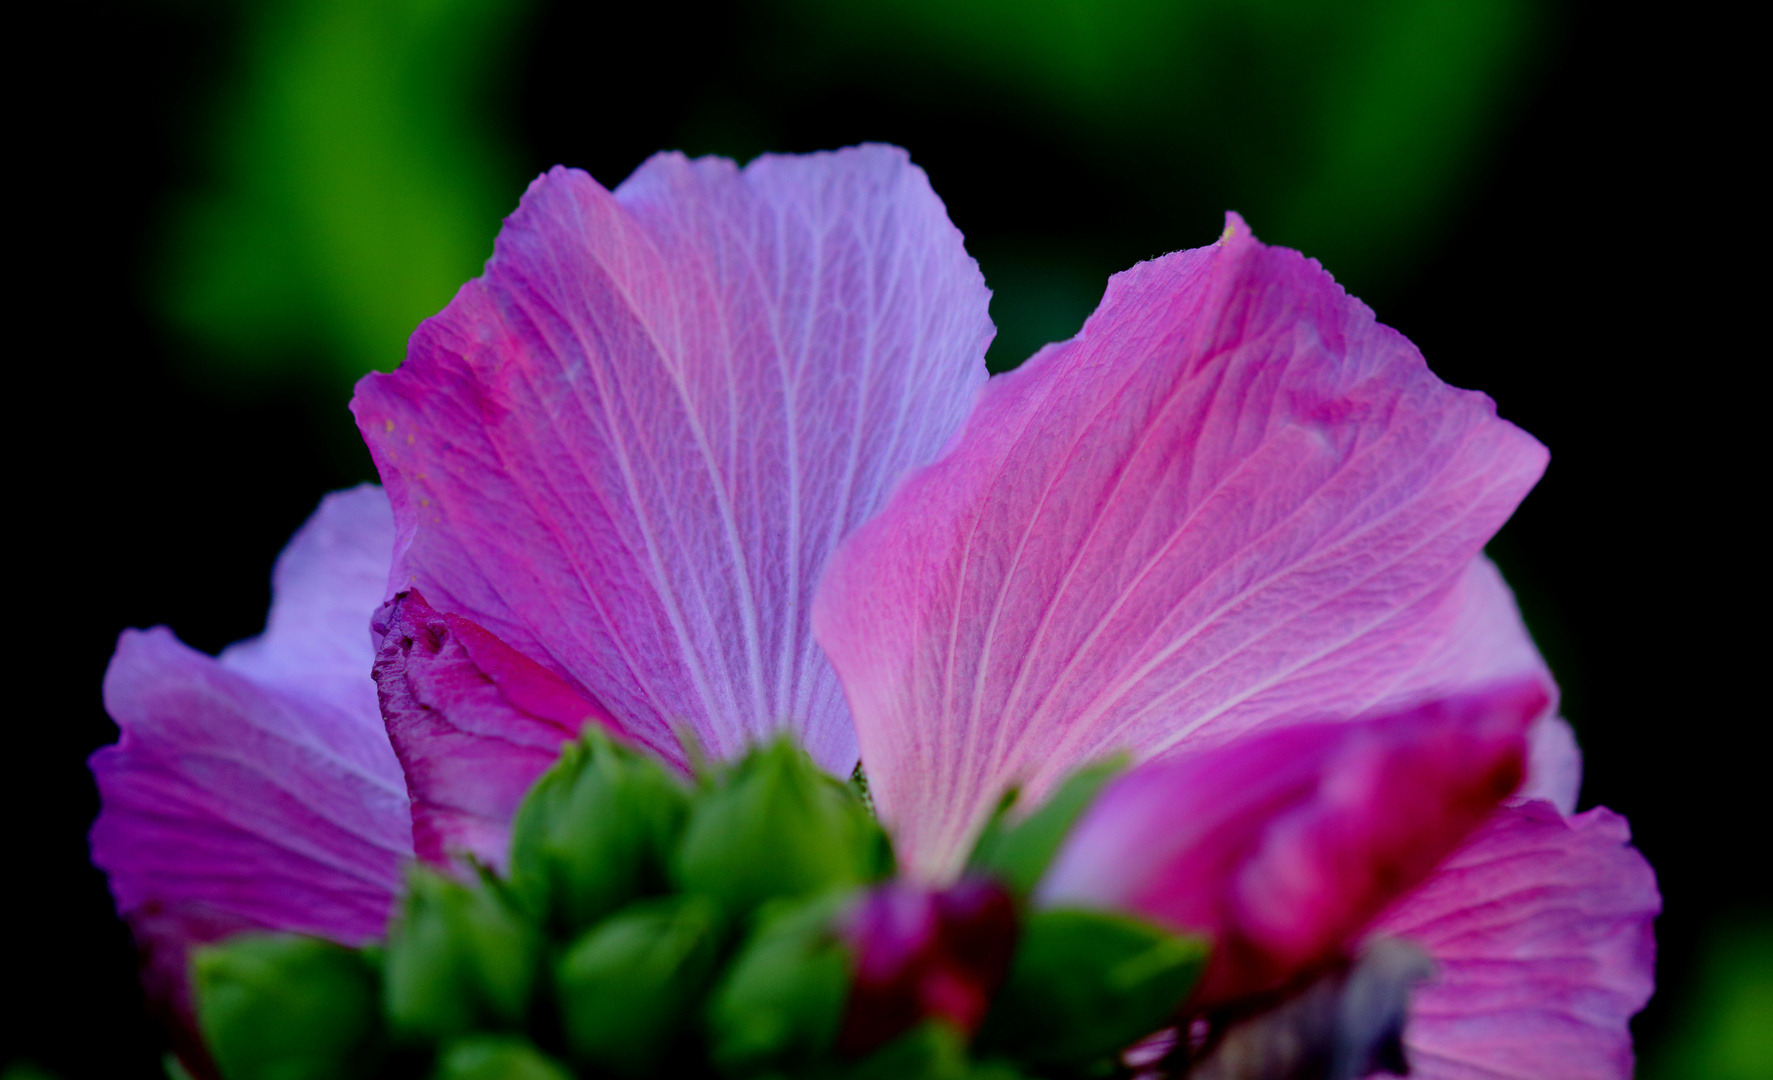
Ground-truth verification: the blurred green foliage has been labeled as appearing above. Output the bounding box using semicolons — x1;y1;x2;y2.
162;0;532;392
765;0;1538;284
160;0;1535;393
1643;919;1773;1080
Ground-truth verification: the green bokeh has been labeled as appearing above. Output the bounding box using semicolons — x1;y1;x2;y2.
766;0;1539;288
162;0;532;392
1642;919;1773;1080
160;0;1537;391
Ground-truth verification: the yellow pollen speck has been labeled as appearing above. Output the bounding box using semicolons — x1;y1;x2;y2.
384;419;394;433
407;434;415;446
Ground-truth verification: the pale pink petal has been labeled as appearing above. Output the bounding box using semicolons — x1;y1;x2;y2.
1519;713;1581;815
220;483;396;729
1371;801;1659;1080
372;590;624;872
1039;681;1543;1004
1372;555;1579;813
1371;556;1548;713
89;488;409;1039
353;145;991;776
813;215;1549;878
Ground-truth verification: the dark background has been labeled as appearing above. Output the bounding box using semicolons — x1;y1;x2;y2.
10;0;1761;1075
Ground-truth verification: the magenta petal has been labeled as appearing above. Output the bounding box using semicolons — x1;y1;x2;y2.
373;590;624;871
814;215;1549;878
92;630;412;938
1038;680;1545;1005
353;145;992;776
89;488;410;1036
1370;801;1659;1080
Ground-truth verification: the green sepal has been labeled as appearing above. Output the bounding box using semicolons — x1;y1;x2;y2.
190;933;384;1080
966;756;1126;898
704;890;856;1074
976;907;1206;1071
831;1022;1032;1080
555;894;726;1077
384;865;540;1042
508;727;691;936
675;736;887;918
432;1036;574;1080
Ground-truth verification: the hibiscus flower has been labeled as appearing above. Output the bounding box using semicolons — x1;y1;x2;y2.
92;145;1656;1078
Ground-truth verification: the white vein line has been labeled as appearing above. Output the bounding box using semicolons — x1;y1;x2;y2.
583;189;775;752
972;321;1247;789
1054;465;1517;768
513;201;730;740
778;185;826;734
918;358;1071;850
481;236;703;748
1008;400;1451;769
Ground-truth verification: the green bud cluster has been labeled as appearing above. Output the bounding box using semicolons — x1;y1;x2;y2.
190;733;1207;1080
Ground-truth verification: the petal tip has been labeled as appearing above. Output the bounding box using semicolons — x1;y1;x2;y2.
1221;211;1255;243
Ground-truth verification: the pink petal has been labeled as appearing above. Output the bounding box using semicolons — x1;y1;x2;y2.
1376;555;1579;813
218;484;397;723
1520;711;1581;815
353;145;991;776
91;630;412;936
1037;680;1545;1005
1371;801;1659;1080
372;590;623;871
813;214;1549;878
89;488;410;1034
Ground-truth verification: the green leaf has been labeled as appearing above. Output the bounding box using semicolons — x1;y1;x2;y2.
807;1022;1035;1080
191;933;383;1080
555;895;726;1077
162;0;534;391
432;1036;574;1080
675;736;886;918
509;728;691;936
383;866;539;1041
704;890;855;1074
977;908;1205;1070
967;756;1126;896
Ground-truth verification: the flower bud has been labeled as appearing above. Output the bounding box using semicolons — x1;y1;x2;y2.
977;908;1206;1070
674;736;885;917
509;728;691;934
191;933;383;1080
384;867;539;1041
704;891;854;1073
554;895;725;1077
433;1036;575;1080
838;879;1018;1054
